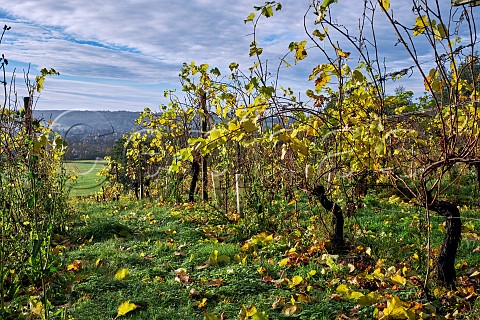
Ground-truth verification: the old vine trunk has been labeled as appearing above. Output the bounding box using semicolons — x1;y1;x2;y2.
429;200;461;286
313;185;345;248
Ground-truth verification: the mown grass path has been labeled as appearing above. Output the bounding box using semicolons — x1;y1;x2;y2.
62;199;480;319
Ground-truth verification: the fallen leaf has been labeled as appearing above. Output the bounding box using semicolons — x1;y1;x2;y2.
114;268;130;280
336;284;350;296
282;304;301;316
174;268;187;275
470;270;480;278
296;293;315;303
348;263;355;273
67;260;86;271
278;258;289;267
115;301;138;319
203;311;220;320
208;278;224;287
189;288;200;298
289;275;303;288
357;292;381;306
30;299;44;316
197;297;207;308
272;296;285;309
391;274;407;285
383;296;412;319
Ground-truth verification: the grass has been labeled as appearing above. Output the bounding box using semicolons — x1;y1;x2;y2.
65;160;107;197
57;195;480;319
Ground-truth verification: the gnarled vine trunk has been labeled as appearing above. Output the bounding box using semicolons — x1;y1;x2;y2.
313;185;345;248
428;200;461;286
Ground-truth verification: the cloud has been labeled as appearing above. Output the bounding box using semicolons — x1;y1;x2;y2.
0;1;478;110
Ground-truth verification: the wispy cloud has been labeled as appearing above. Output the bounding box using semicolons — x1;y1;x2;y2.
0;1;478;110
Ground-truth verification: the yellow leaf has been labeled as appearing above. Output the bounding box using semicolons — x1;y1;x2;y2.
278;258;289;267
197;297;207;308
413;16;429;36
257;266;267;275
116;301;138;318
336;284;350;296
372;268;384;278
357;292;380;306
381;0;390;11
433;23;448;40
241;118;257;133
384;296;410;319
391;274;407;285
336;48;350;59
95;258;104;267
290;138;308;157
314;72;331;92
115;268;130;280
292;40;308;63
30;299;44;316
228;120;241;132
350;291;364;300
289;275;303;288
246;305;257;317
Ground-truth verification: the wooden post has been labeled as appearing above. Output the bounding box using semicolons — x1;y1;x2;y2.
235;174;245;216
138;146;144;200
212;171;224;208
24;96;33;137
200;92;209;201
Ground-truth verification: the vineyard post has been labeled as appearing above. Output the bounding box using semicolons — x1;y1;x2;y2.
212;171;224;208
24;96;32;137
200;92;208;201
236;173;245;217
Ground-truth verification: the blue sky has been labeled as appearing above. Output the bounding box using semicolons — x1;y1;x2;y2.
0;1;478;111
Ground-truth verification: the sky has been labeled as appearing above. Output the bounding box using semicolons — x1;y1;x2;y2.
0;1;478;111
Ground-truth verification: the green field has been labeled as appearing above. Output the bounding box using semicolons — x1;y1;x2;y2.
65;159;107;197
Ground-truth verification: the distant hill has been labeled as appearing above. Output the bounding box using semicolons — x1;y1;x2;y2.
34;110;143;135
33;110;144;160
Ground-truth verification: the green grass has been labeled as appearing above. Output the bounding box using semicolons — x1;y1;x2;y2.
65;160;107;197
58;196;480;319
